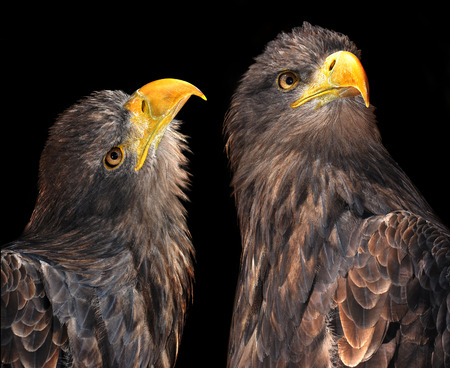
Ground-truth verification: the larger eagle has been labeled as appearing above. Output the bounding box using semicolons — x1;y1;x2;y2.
1;79;205;367
225;23;449;367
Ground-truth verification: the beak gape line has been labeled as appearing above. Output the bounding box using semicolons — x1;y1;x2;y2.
123;79;206;171
292;51;369;109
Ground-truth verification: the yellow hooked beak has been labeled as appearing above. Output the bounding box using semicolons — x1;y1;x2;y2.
124;79;206;171
292;51;369;109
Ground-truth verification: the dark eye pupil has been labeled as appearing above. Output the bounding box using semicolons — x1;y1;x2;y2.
110;151;119;160
285;76;294;85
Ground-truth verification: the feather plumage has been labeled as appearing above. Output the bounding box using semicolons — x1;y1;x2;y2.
225;23;449;367
2;87;195;367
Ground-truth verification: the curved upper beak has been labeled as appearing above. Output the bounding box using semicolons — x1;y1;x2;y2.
292;51;369;109
124;78;206;171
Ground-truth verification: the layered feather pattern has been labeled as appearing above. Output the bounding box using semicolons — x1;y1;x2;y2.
225;23;449;367
2;90;194;367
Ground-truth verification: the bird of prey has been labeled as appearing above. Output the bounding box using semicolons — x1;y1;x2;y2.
1;79;205;368
225;23;449;367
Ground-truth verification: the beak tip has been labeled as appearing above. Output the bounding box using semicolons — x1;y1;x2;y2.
193;89;207;101
362;87;370;108
192;85;207;101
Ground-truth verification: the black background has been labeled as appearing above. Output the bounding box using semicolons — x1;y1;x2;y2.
2;3;449;366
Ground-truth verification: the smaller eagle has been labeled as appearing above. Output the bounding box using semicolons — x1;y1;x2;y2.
1;79;205;367
225;23;449;367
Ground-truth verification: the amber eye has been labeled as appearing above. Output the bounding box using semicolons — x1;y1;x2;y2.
104;146;124;169
277;71;299;90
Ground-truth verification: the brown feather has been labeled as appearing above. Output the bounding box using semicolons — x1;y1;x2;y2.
225;22;450;367
2;89;194;367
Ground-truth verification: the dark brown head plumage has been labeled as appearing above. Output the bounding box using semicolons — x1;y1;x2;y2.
225;23;449;367
1;79;205;367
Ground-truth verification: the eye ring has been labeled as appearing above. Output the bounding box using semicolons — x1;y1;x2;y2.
104;146;124;169
277;71;300;91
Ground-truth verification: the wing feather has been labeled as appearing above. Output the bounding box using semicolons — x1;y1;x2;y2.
338;210;450;366
1;251;67;367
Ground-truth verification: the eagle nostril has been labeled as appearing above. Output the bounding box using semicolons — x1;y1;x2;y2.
329;59;336;72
